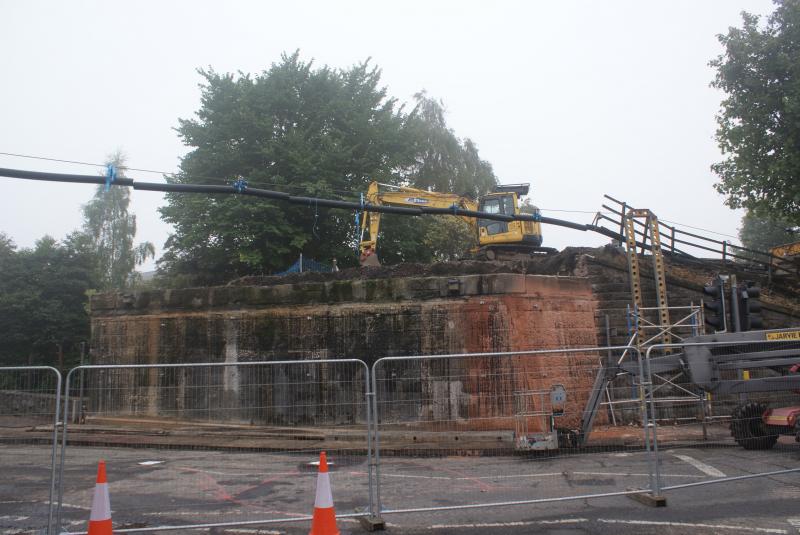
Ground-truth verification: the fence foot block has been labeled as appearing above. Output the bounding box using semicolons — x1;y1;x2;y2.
359;515;386;531
628;491;667;507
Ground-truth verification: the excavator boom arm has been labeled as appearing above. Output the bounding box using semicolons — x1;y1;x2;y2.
359;181;478;264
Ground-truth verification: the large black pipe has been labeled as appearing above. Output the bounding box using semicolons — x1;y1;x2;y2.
0;166;621;237
0;167;134;186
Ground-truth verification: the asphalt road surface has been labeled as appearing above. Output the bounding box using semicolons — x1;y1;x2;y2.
2;442;799;534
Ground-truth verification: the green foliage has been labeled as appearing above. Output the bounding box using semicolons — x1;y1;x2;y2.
79;152;155;290
372;215;434;265
0;151;154;366
423;216;478;262
711;1;800;225
0;233;94;367
159;53;496;285
371;214;477;265
404;92;497;198
737;210;798;260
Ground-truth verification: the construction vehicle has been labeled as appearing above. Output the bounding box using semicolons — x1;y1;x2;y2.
358;181;549;265
579;327;800;450
770;240;800;277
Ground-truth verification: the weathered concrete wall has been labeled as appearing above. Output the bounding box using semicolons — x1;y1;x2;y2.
90;249;800;429
0;390;57;415
90;274;600;428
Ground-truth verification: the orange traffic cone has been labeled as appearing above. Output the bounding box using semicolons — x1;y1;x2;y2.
88;460;112;535
309;451;339;535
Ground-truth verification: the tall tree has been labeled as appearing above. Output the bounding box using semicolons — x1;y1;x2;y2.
159;53;497;284
159;54;410;285
373;93;497;265
80;152;155;290
0;233;95;367
711;0;800;226
403;92;497;198
738;210;798;260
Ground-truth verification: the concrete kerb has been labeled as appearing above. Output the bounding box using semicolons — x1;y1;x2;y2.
0;365;61;535
369;345;658;518
55;359;372;534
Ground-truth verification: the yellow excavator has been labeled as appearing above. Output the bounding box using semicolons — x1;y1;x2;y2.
770;240;800;277
358;181;549;266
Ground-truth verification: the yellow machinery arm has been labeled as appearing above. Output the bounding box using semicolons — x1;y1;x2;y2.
770;240;800;259
770;240;800;277
359;181;478;265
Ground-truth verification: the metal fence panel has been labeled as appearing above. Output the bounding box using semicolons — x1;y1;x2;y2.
56;360;371;533
371;346;661;515
644;341;800;495
0;366;61;535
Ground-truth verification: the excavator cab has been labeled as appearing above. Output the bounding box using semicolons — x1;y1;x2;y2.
477;194;515;236
477;184;543;250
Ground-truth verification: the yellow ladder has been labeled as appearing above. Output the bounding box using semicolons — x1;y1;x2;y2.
624;209;671;348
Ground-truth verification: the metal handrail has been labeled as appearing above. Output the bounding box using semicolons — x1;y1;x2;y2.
601;195;798;277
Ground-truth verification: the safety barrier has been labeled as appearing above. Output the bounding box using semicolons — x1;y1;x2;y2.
0;366;61;535
4;340;799;533
643;341;800;496
369;346;664;516
55;360;372;533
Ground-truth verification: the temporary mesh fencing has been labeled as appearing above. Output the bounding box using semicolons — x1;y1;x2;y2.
0;366;61;535
369;346;663;515
9;342;795;533
643;341;800;495
55;360;372;533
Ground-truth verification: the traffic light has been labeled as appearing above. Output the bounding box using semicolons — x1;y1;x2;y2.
703;279;727;332
738;283;763;331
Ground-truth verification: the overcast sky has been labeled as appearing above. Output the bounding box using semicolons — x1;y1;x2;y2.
0;0;776;271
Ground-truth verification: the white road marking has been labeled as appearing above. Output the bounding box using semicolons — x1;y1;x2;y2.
538;518;590;524
173;466;273;477
599;519;786;534
573;471;704;479
207;530;282;534
59;503;90;510
0;516;30;521
787;517;800;533
0;500;87;511
673;454;727;477
137;460;164;466
381;473;457;480
381;471;563;480
142;510;248;517
382;470;701;480
429;518;588;529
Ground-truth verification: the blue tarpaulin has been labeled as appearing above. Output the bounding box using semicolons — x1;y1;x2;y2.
275;254;332;276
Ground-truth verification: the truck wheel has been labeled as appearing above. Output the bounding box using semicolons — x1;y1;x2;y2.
730;402;778;450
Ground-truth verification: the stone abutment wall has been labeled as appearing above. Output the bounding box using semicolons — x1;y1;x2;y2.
89;274;600;429
89;248;800;429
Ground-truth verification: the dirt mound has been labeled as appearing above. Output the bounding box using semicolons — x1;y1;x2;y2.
227;247;599;287
226;246;800;312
